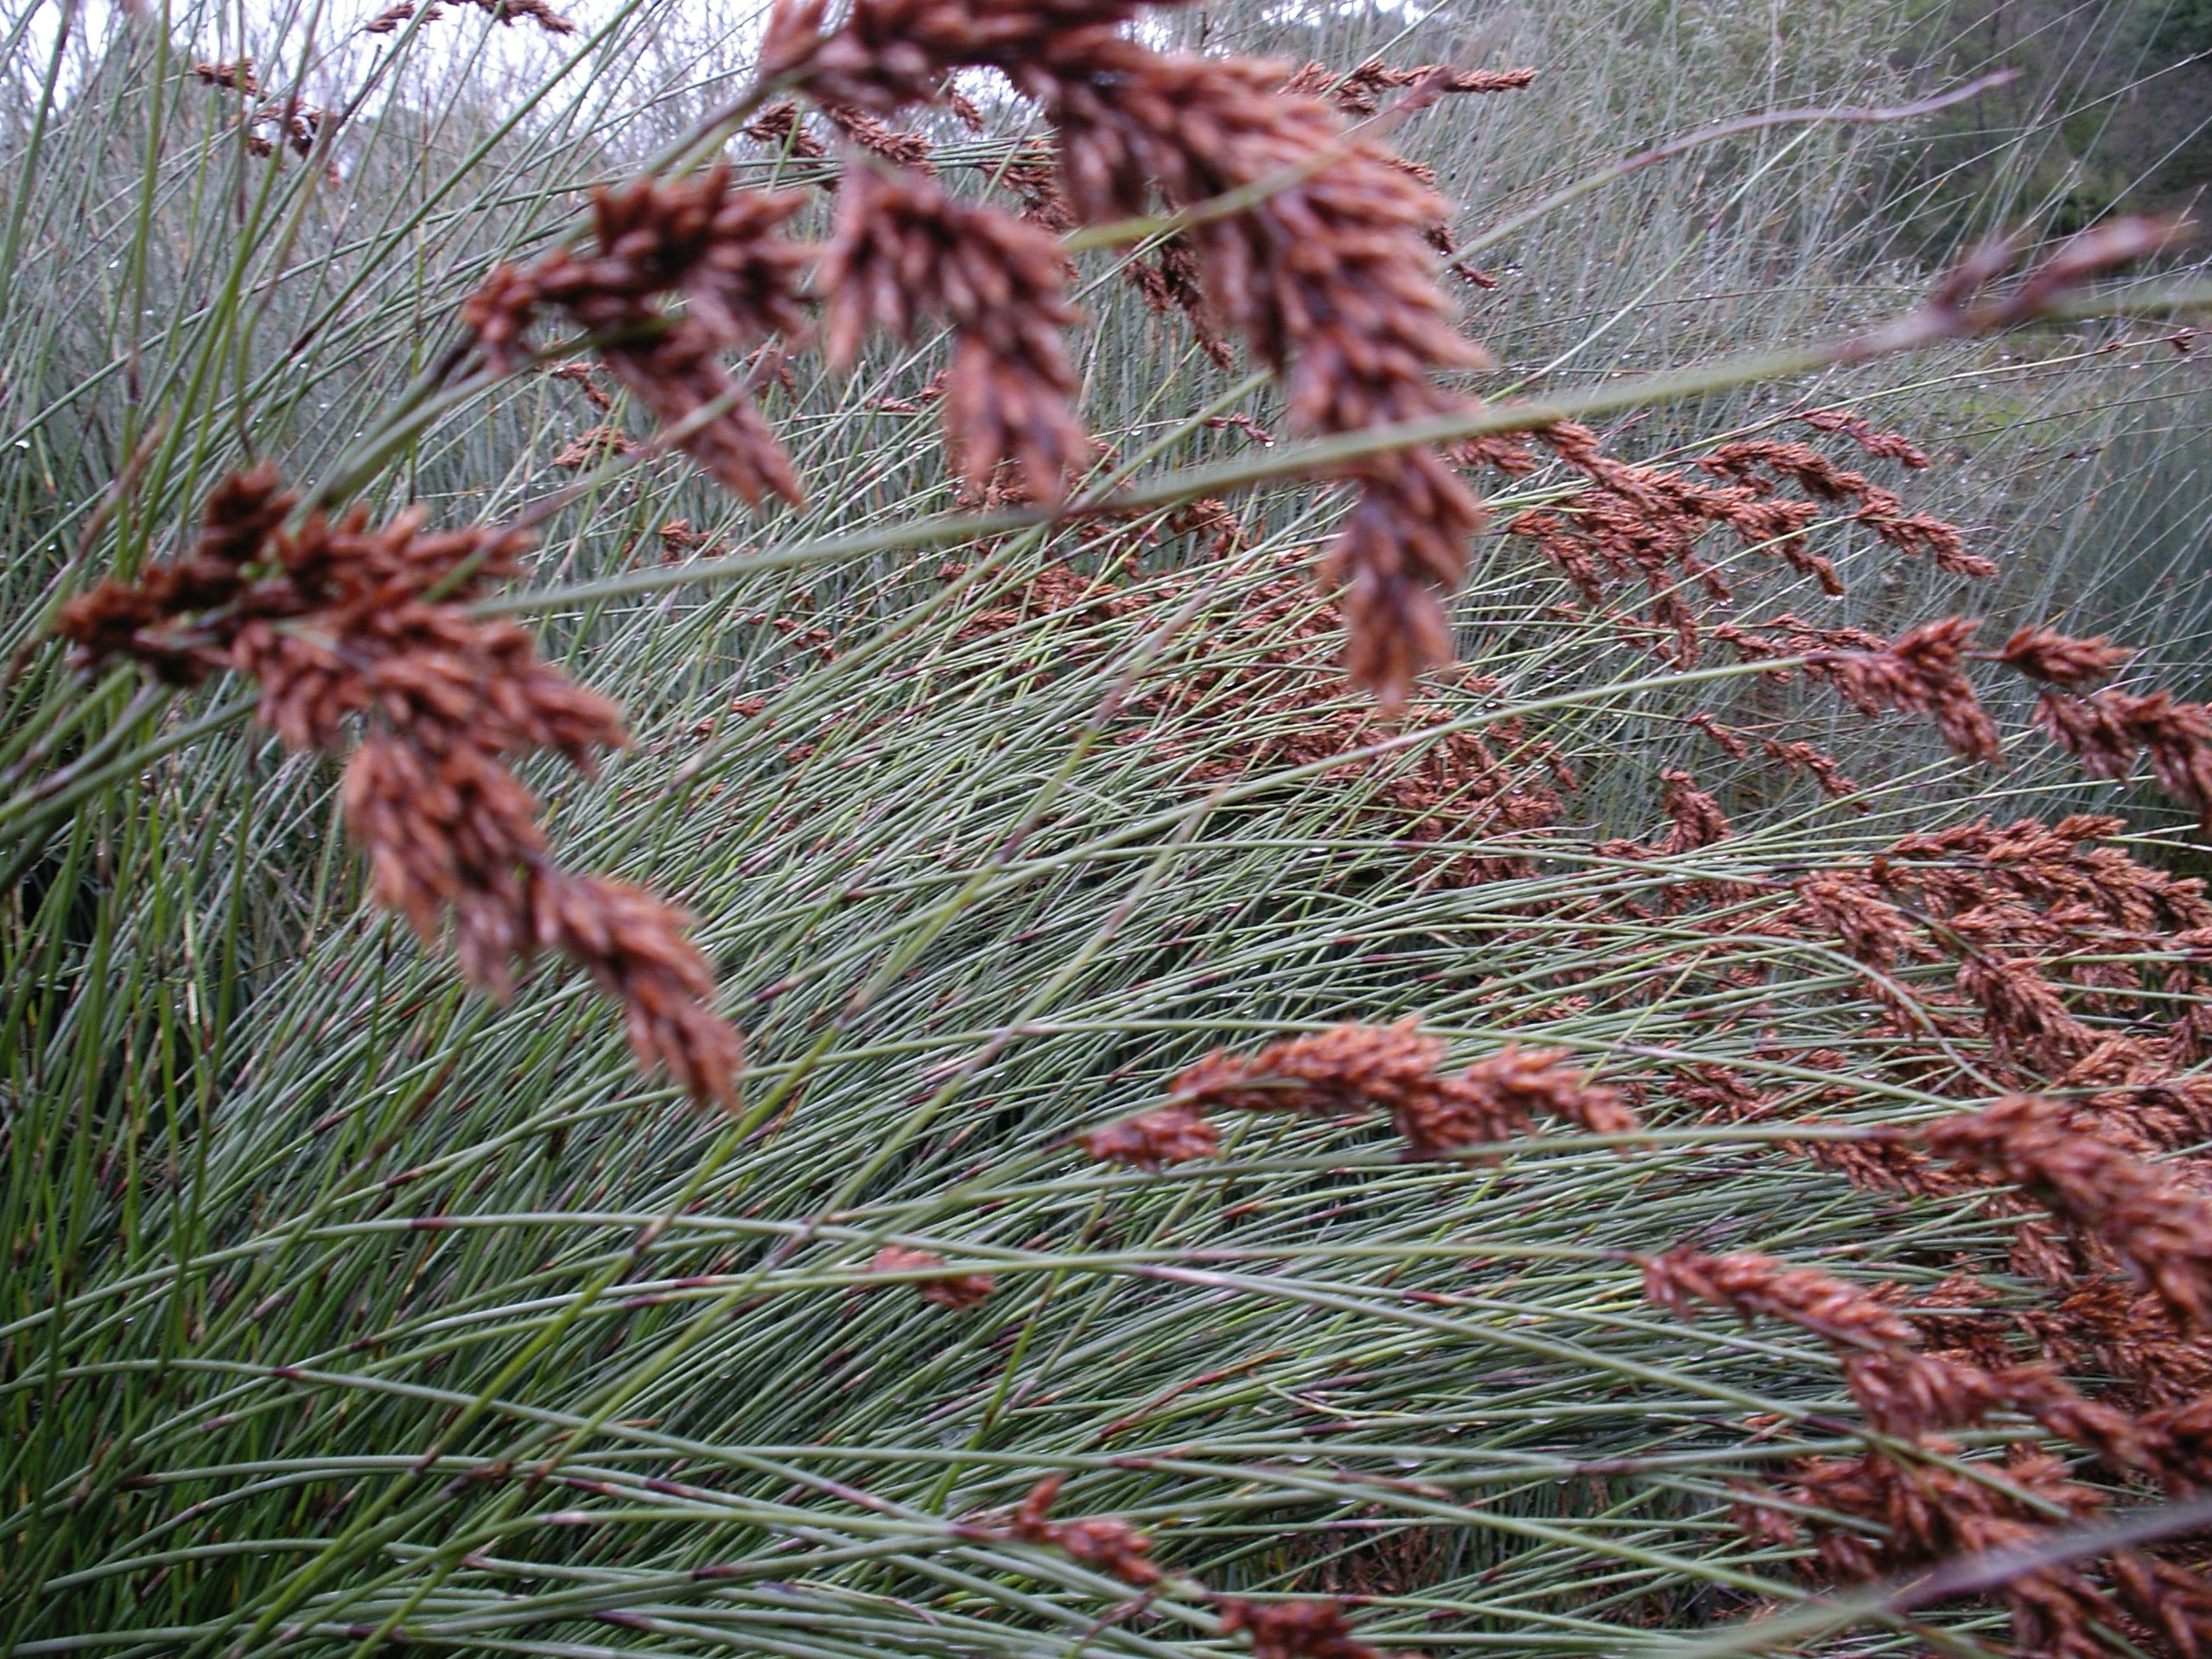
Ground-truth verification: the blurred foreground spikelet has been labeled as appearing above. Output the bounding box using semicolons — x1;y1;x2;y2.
819;162;1088;497
54;468;741;1104
462;167;810;504
1214;1598;1397;1659
868;1245;994;1307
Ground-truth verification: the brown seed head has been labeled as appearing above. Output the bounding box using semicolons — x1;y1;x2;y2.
1820;617;2000;765
1080;1103;1219;1168
1796;409;1929;467
465;0;575;32
1923;1096;2212;1331
1640;1248;1918;1351
868;1244;994;1308
819;162;1086;497
63;467;740;1107
531;872;741;1106
461;168;810;501
2039;687;2212;829
1658;768;1729;854
194;60;260;94
1994;626;2133;690
1393;1046;1635;1159
743;100;831;162
1173;1021;1445;1116
1005;1474;1160;1586
54;462;296;683
1213;1598;1392;1659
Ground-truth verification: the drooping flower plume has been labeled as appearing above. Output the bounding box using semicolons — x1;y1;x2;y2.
55;468;741;1105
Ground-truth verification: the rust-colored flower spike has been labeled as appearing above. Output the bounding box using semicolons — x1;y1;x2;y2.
1174;1020;1446;1116
55;468;742;1107
1696;439;1990;578
1080;1102;1217;1168
1658;768;1729;854
766;0;1491;707
1991;625;2133;690
1392;1046;1636;1160
56;462;295;683
1818;617;2000;764
1004;1475;1161;1586
2038;685;2212;830
1796;408;1930;467
360;3;436;36
1052;46;1488;706
532;874;740;1106
759;0;1157;110
868;1245;994;1308
744;100;830;162
193;59;260;93
1280;57;1536;118
823;105;936;170
1639;1249;2152;1445
1921;1096;2212;1332
464;0;575;32
1641;1249;1919;1351
461;166;810;505
1159;1024;1636;1161
818;162;1087;498
1213;1599;1388;1659
1763;1449;2148;1656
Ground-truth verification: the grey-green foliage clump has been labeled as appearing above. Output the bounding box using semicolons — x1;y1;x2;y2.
3;0;2209;1654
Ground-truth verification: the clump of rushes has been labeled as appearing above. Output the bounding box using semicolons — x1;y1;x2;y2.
1083;1021;1637;1166
461;167;812;505
760;0;1493;706
456;3;2178;728
54;467;741;1105
1644;1249;2212;1654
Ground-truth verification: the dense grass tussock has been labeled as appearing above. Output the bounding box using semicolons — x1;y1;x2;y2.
11;0;2212;1655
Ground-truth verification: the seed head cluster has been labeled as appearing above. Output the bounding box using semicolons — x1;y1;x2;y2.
463;167;812;505
757;0;1497;706
1922;1095;2212;1332
1646;1249;2212;1651
1000;1475;1160;1585
54;466;741;1105
1084;1022;1636;1167
819;163;1087;496
969;1475;1397;1658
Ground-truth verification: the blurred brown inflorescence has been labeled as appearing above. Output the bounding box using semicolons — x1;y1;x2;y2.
753;0;1499;706
867;1245;995;1307
463;167;812;505
54;466;741;1105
